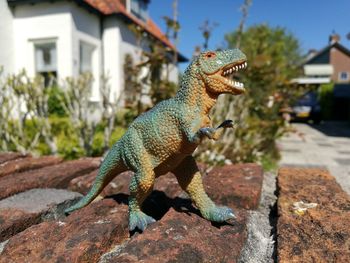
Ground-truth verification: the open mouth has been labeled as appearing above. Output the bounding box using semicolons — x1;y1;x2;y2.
219;60;247;92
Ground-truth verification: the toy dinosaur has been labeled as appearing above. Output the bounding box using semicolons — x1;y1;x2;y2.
65;49;247;231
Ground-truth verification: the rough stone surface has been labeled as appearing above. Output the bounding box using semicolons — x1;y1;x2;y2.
68;170;132;196
0;208;41;243
0;158;100;200
0;156;265;263
277;167;350;263
0;152;27;164
0;199;129;263
0;189;82;242
104;207;247;263
204;164;264;210
0;155;62;178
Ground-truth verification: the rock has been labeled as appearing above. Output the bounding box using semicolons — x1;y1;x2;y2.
0;152;28;164
0;189;81;242
103;207;247;263
277;167;350;263
0;158;100;200
0;199;129;263
0;155;62;178
0;208;41;243
154;173;184;199
68;170;132;196
204;164;264;210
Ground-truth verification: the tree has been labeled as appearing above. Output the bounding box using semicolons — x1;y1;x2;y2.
197;24;303;167
199;20;218;50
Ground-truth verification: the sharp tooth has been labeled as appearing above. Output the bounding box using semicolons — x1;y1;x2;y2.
235;66;238;71
229;68;232;74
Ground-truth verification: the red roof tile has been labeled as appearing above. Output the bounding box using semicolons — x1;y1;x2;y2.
84;0;176;51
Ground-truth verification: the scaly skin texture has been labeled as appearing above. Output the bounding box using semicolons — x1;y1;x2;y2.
65;49;248;232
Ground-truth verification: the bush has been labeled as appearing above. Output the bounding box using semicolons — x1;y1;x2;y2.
318;83;334;120
91;127;126;157
47;86;67;117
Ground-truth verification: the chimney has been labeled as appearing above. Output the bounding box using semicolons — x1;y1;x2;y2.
329;33;340;44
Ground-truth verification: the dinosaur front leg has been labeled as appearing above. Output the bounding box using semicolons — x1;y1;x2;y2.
128;166;156;232
194;119;235;142
172;156;236;222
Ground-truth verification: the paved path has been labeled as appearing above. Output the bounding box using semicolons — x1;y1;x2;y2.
278;122;350;194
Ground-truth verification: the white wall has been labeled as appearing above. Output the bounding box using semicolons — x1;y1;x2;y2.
0;0;14;75
102;17;122;102
13;2;73;78
12;2;102;100
70;4;102;100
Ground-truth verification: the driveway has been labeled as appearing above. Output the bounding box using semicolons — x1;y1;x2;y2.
278;122;350;194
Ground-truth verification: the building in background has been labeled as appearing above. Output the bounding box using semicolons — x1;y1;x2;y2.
0;0;187;104
292;34;350;121
293;33;350;85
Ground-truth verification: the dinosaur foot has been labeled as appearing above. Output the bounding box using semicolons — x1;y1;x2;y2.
202;205;236;223
129;211;156;232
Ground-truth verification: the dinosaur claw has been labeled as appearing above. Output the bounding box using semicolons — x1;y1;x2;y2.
217;120;234;129
129;211;156;232
228;212;236;219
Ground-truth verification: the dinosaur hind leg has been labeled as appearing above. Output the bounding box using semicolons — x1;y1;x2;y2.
127;154;156;232
172;155;236;222
65;148;127;214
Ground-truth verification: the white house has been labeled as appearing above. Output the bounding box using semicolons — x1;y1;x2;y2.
0;0;187;103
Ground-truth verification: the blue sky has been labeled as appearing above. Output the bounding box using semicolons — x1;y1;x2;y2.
149;0;350;67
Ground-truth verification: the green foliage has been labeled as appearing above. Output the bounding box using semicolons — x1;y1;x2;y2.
318;83;334;120
0;70;129;159
47;86;67;117
91;127;126;157
197;24;303;168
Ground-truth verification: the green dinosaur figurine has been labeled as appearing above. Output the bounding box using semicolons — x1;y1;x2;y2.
65;49;247;231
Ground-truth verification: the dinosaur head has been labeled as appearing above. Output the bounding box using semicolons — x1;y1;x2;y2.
196;49;247;95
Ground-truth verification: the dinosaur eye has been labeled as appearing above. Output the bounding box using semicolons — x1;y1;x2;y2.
205;52;216;59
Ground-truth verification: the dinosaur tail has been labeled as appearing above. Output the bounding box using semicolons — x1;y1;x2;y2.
65;145;127;214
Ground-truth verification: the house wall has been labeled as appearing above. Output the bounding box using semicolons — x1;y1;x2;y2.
12;2;102;98
330;47;350;83
70;4;102;100
116;18;152;105
12;2;73;78
0;0;14;75
102;17;123;102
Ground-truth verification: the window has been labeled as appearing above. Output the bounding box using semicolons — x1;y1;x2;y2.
130;0;149;21
34;42;57;86
339;71;349;81
79;41;95;74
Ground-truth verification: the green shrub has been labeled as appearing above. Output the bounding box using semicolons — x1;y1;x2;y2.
91;127;126;157
318;83;334;120
47;86;67;117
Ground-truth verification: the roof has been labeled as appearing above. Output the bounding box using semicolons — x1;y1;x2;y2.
84;0;186;59
305;42;350;65
7;0;188;62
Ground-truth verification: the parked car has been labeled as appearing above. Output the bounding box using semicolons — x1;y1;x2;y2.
291;91;322;124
